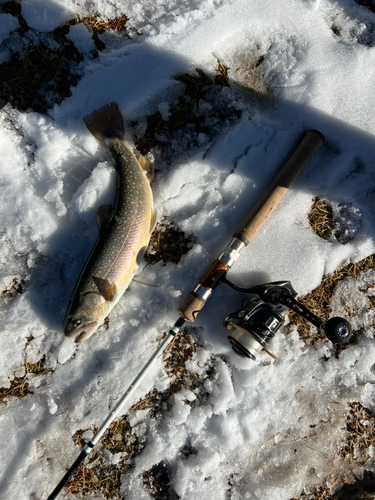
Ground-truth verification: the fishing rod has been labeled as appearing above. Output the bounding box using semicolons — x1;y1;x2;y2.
47;129;351;499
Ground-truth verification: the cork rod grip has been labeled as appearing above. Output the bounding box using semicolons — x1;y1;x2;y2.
235;130;324;243
177;293;206;322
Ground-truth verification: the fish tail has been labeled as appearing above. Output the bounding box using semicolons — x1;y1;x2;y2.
83;102;124;144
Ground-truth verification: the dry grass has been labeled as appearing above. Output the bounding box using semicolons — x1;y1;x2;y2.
1;277;25;298
288;254;375;344
71;429;86;448
162;329;213;401
215;59;230;87
0;39;83;113
130;330;214;418
339;401;375;464
335;470;375;499
100;415;141;456
145;218;196;265
67;416;140;498
0;4;129;113
66;330;214;498
0;357;53;405
291;470;375;500
233;54;269;94
66;460;126;499
290;487;335;500
69;13;128;51
134;65;241;155
308;197;334;239
74;13;128;34
288;196;375;344
0;1;84;113
331;25;342;37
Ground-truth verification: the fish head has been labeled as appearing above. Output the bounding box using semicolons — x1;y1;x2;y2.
64;292;110;343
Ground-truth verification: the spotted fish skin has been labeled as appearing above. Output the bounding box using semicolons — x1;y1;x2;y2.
64;103;155;343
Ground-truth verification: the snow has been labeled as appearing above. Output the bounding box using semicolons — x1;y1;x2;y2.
67;24;96;55
22;0;74;31
0;13;18;44
1;0;375;499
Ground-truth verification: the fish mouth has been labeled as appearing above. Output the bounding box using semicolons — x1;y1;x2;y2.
74;327;97;343
64;321;98;342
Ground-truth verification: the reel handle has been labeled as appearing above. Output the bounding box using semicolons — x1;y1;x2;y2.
235;130;324;244
269;286;353;344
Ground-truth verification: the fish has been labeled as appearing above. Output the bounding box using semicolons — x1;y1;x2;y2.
64;102;156;343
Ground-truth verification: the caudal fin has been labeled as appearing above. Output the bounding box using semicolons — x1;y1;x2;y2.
83;102;124;144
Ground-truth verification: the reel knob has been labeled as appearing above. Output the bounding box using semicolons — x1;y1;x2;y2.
322;317;352;345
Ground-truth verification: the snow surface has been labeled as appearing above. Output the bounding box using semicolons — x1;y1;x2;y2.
1;0;375;499
0;13;18;44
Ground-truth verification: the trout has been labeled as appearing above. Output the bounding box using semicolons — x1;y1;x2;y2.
64;102;156;343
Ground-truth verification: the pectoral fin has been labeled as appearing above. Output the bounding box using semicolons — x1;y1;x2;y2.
92;276;116;302
97;205;114;232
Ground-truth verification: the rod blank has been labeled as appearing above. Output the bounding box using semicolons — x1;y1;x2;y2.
46;324;182;500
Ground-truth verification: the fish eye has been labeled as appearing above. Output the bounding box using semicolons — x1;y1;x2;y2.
73;319;82;328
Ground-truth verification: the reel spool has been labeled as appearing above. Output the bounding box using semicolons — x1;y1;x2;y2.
223;281;352;361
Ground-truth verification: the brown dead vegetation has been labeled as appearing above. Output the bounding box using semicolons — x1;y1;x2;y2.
0;357;53;405
130;330;214;418
1;276;25;298
339;401;375;464
145;218;196;265
308;197;334;239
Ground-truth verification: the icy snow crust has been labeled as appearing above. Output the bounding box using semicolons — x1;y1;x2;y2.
1;0;375;499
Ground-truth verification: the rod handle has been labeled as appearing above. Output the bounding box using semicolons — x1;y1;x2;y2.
234;130;324;243
178;130;324;322
177;292;206;322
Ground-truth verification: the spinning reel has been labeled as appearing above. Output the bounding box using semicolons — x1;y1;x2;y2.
223;280;352;361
